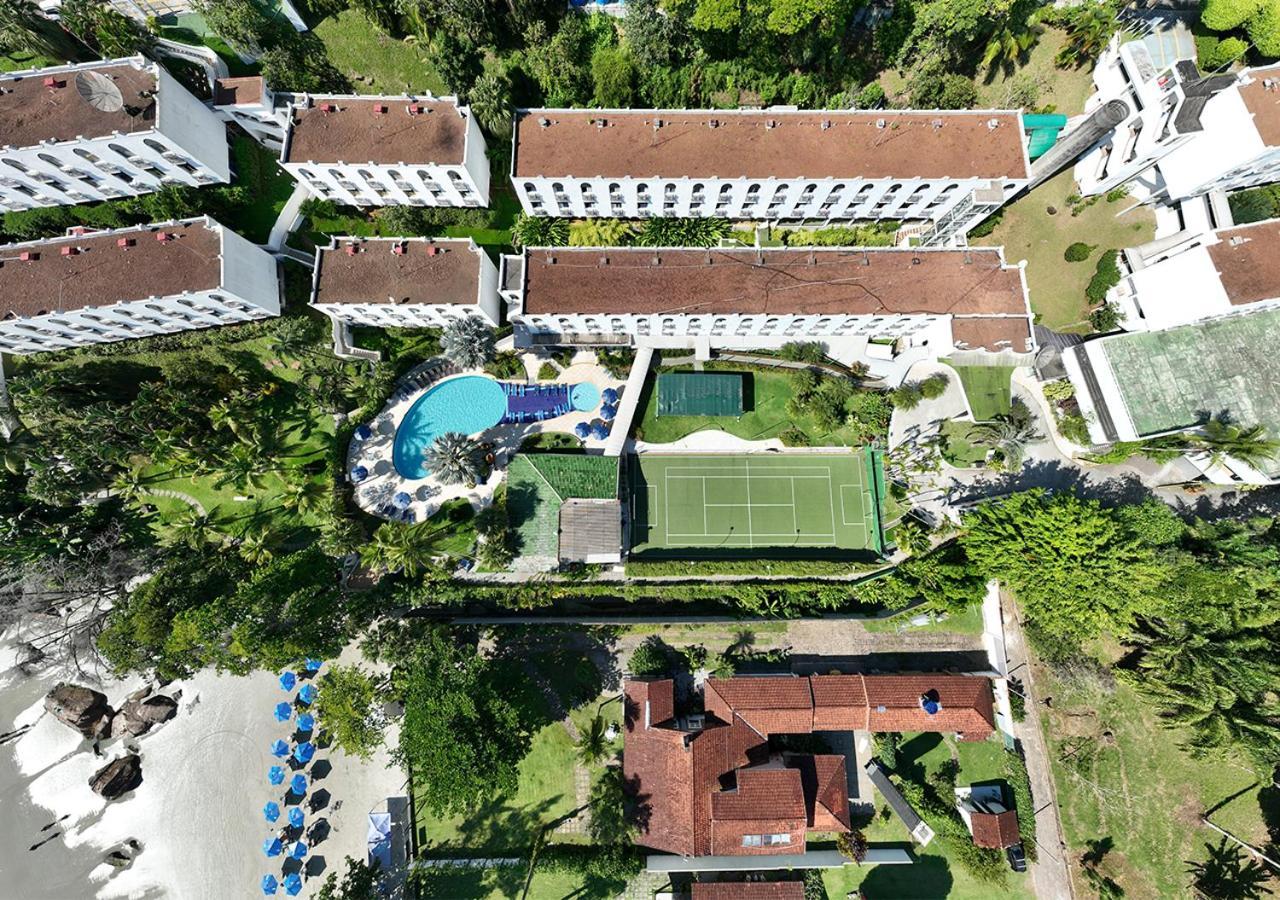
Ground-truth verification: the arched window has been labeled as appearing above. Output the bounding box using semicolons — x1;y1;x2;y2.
3;158;28;172
73;148;101;163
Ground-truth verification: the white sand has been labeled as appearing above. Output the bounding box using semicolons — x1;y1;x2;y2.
1;639;405;900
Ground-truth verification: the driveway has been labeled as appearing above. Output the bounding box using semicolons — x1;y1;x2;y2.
887;360;971;451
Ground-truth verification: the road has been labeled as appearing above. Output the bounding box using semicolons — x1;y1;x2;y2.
1001;590;1075;900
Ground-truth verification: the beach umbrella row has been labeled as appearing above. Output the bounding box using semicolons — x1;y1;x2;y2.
263;873;302;896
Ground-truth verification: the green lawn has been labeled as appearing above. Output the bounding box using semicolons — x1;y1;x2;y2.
1042;667;1276;899
314;10;446;95
634;367;873;447
986;170;1155;332
224;136;297;243
0;50;56;73
864;604;985;636
945;364;1014;421
939;420;989;467
415;867;592;900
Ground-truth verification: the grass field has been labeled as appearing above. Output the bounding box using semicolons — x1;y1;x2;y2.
946;364;1014;421
314;10;446;95
629;451;883;555
987;170;1154;331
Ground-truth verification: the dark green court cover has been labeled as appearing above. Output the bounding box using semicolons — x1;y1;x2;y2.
656;373;744;417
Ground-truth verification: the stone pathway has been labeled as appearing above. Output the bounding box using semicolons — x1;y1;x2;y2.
552;762;593;836
619;869;667;900
140;488;207;517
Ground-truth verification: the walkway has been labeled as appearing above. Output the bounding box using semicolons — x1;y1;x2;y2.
139;488;206;517
267;184;310;252
604;347;652;457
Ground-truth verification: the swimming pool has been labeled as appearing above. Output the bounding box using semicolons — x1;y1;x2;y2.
393;376;508;479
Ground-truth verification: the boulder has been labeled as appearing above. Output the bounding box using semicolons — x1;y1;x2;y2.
45;684;114;739
117;695;178;736
89;755;142;800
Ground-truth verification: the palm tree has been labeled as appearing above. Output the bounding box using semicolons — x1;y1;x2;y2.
896;521;932;556
440;317;496;370
281;477;329;517
237;531;276;564
1055;1;1120;68
111;467;149;502
577;714;611;766
511;213;569;249
982;11;1042;72
467;71;514;139
1187;839;1274;900
213;444;270;491
1193;418;1280;472
170;507;216;550
424;432;481;485
636;217;731;248
971;405;1042;470
360;521;441;576
266;317;319;361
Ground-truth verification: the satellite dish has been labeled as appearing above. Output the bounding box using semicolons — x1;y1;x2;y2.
75;71;124;113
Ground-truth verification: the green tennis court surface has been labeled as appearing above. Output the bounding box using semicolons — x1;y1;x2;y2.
629;449;883;555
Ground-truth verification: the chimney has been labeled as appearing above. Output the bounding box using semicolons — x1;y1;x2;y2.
373;104;388;115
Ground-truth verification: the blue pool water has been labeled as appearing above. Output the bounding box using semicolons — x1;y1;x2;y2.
571;383;601;411
393;376;508;479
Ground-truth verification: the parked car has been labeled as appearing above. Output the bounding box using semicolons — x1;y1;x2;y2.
1007;843;1028;872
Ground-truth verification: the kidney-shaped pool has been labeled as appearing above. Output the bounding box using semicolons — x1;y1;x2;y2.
392;376;508;479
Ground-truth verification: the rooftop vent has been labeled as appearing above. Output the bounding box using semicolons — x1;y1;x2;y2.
373;103;388;115
876;704;886;713
766;119;777;128
912;256;921;265
708;119;720;128
987;118;1000;129
392;241;407;256
155;231;172;243
932;118;944;128
344;242;359;256
426;245;440;256
538;117;550;128
19;251;38;261
60;246;78;257
320;102;338;113
876;118;886;129
116;237;134;249
820;119;831;130
653;118;664;129
593;117;606;128
1267;78;1278;92
407;104;427;115
43;76;64;89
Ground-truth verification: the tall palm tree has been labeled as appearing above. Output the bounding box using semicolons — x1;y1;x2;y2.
467;70;514;139
424;432;480;485
440;317;496;370
281;477;329;517
360;521;440;577
511;213;569;249
1187;839;1274;900
1055;2;1119;68
1193;418;1280;472
982;12;1042;72
971;407;1042;470
214;444;271;491
267;317;319;361
170;507;216;550
577;714;611;766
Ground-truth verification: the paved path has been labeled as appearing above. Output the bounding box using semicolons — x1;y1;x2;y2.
888;359;971;450
140;488;207;517
1002;591;1074;900
267;184;310;252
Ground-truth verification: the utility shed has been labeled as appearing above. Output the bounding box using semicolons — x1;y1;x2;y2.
559;498;623;563
657;372;745;417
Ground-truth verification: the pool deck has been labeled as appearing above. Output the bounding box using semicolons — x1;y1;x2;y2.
347;358;626;526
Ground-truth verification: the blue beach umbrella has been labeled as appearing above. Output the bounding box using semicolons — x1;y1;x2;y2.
574;421;591;439
393;491;412;509
351;465;368;482
279;671;297;692
304;658;323;673
263;837;283;858
270;739;289;758
600;404;617;422
354;424;372;441
261;874;279;895
263;801;281;823
295;713;315;733
290;773;308;796
602;387;618;404
297;684;317;705
288;806;305;829
290;840;308;860
273;702;292;722
591;422;609;440
293;741;315;764
283;873;303;896
267;765;285;786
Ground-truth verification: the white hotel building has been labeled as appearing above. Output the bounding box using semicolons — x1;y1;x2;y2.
310;237;500;329
0;57;230;212
0;217;279;355
500;246;1035;373
1075;39;1280;210
510;109;1033;245
280;95;489;208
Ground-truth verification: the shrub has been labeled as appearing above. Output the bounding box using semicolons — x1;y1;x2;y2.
967;209;1004;239
1229;185;1280;224
1250;0;1280;56
779;426;812;446
778;341;827;363
803;868;829;900
875;731;900;769
569;218;636;246
299;197;338;219
1200;0;1264;31
1058;413;1092;445
1202;34;1249;67
1090;302;1122;332
628;636;670;677
1003;749;1039;861
783;224;898;247
597;347;635;379
1042;379;1076;402
1064;241;1094;262
836;829;869;863
855;81;886;109
919;373;949;399
536;362;558;381
1085;249;1121;303
484;351;525;379
1104;185;1130;202
891;382;924;409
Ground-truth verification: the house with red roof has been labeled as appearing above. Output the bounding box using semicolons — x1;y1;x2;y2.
623;673;996;859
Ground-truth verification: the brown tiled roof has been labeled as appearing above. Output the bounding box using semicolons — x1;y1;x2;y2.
284;97;467;165
0;61;158;150
518;249;1032;341
863;675;995;736
1205;220;1280;307
705;677;813;735
951;316;1035;353
0;220;222;319
1238;66;1280;147
624;679;674;730
312;238;481;307
811;674;869;731
712;768;806;821
692;884;805;900
792;754;851;832
213;76;265;107
513;109;1029;180
971;809;1021;849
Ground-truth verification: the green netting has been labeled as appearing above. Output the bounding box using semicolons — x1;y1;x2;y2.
656;373;744;418
865;446;886;557
507;454;619;559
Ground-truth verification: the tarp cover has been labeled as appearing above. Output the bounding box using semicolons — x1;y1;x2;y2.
657;373;744;417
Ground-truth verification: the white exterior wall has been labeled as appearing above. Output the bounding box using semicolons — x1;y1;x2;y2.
0;58;229;212
280;96;489;208
511;174;1020;228
214;88;288;150
0;219;279;355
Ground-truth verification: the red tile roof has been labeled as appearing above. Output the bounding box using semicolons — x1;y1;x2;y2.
712;768;806;821
692;884;805;900
971;809;1021;849
863;675;995;737
795;755;852;832
705;677;814;736
810;675;869;731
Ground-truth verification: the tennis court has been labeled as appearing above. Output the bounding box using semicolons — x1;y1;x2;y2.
629;449;884;555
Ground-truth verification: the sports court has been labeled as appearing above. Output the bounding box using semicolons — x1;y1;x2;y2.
628;449;884;555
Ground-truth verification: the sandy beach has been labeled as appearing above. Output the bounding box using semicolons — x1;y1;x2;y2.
0;633;404;899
